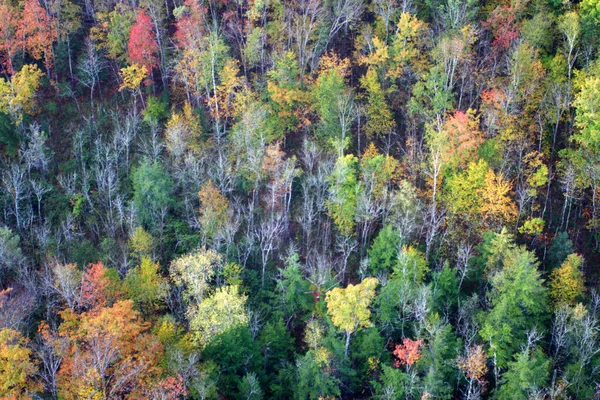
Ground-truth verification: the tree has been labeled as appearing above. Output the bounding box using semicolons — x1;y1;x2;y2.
368;225;401;276
164;102;200;160
127;10;159;80
326;277;379;356
48;262;81;310
313;54;355;154
18;0;59;73
189;285;248;347
393;338;423;368
549;253;585;307
128;226;156;261
132;160;174;233
0;2;20;74
479;244;548;368
360;68;395;141
266;52;309;139
457;345;487;399
119;64;147;91
495;347;550;400
327;154;359;238
0;64;43;125
125;257;169;314
89;4;135;63
169;248;222;305
197;180;230;245
80;262;110;310
0;328;38;398
56;300;163;399
445;159;517;237
0;226;25;283
275;252;313;324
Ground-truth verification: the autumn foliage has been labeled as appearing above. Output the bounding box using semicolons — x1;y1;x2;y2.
393;338;424;368
128;10;159;77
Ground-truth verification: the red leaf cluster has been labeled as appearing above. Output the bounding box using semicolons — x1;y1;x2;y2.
394;338;424;367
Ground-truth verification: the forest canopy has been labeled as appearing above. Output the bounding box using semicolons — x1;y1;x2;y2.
0;0;599;398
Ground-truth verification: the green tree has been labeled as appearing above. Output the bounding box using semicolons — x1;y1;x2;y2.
0;226;24;282
132;160;174;233
294;350;341;400
327;154;360;237
495;347;550;400
313;54;355;154
368;225;401;276
479;245;548;368
275;252;313;324
125;257;169;314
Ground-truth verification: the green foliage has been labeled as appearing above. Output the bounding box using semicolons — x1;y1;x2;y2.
202;326;262;397
372;364;407;399
132;159;174;231
125;257;169;313
368;225;402;276
495;348;550;400
294;350;341;400
479;244;548;367
0;226;24;281
327;154;359;237
143;96;169;125
546;232;574;270
275;252;313;323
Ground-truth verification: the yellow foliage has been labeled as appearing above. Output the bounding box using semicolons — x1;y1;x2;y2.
550;253;585;307
119;64;147;91
325;277;379;335
0;64;43;124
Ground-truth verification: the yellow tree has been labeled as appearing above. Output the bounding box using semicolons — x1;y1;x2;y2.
325;277;379;356
0;328;39;398
549;253;585;307
197;180;230;245
189;285;248;347
0;64;43;125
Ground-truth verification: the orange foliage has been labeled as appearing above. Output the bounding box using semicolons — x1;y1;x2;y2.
393;338;423;367
56;300;163;399
80;262;110;310
17;0;58;71
457;345;488;383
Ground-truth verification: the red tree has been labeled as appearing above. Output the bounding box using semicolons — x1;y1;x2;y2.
80;262;110;310
127;10;159;77
0;3;21;74
485;6;520;55
17;0;58;72
393;338;424;368
174;0;208;50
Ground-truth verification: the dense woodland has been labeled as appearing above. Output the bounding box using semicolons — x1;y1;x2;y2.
0;0;600;397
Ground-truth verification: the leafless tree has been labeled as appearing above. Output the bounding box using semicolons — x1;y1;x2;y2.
2;162;29;230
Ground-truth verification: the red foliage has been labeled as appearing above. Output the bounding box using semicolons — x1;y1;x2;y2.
0;3;20;74
128;10;159;74
485;6;519;54
146;375;189;399
393;338;424;367
174;0;208;49
17;0;58;71
80;262;110;310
